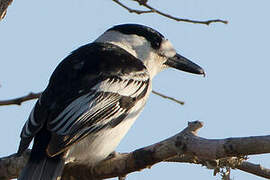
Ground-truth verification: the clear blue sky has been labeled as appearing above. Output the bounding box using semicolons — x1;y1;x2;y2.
1;0;270;179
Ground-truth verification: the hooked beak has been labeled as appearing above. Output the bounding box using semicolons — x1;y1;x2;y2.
165;53;205;76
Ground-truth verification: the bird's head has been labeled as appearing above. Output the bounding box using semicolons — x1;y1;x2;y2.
95;24;205;79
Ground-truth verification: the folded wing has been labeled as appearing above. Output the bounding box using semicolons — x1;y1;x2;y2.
18;42;150;156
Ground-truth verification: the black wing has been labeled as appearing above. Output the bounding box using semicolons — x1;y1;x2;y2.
18;42;150;156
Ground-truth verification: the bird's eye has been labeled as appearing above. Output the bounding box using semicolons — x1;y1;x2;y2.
159;48;176;58
158;51;167;58
159;40;176;58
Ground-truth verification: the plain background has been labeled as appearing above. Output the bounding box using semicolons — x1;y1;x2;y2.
1;0;270;179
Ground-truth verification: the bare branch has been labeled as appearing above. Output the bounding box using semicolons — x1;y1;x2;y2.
111;0;228;25
0;0;228;24
125;0;228;25
1;121;270;179
152;90;184;105
0;90;181;106
141;2;228;25
112;0;153;14
0;92;41;106
236;161;270;179
0;149;30;180
167;155;270;179
0;0;13;20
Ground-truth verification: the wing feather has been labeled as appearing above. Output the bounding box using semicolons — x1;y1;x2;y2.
46;91;130;156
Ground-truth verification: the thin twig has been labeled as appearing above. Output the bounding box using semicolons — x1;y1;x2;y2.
142;2;228;25
236;161;270;179
152;90;184;105
0;92;41;106
168;155;270;179
130;0;228;25
112;0;153;14
0;0;13;20
0;90;182;106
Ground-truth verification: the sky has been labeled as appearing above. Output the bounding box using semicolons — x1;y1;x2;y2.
0;0;270;179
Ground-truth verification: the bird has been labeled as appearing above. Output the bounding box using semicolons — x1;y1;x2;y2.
17;23;205;180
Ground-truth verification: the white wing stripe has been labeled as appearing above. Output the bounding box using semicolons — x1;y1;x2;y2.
48;75;149;136
50;92;120;134
52;101;89;133
93;78;148;97
49;93;93;125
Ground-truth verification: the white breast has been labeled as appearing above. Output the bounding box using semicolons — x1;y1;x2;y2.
67;85;152;165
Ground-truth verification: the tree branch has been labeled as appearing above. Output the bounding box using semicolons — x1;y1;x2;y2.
0;90;183;106
0;0;228;24
1;121;270;179
112;0;153;14
236;161;270;179
0;149;30;180
112;0;228;25
0;0;13;20
0;92;41;106
138;1;228;25
152;90;184;105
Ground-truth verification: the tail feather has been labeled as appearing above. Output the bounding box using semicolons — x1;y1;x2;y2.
18;152;65;180
18;123;66;180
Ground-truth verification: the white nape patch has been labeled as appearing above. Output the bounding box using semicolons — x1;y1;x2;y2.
160;39;176;58
95;30;173;79
95;31;141;58
95;30;153;61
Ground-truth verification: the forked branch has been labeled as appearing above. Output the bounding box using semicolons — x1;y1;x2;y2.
0;0;228;25
112;0;228;25
1;121;270;179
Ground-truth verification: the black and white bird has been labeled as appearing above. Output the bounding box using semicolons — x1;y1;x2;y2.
17;24;204;180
